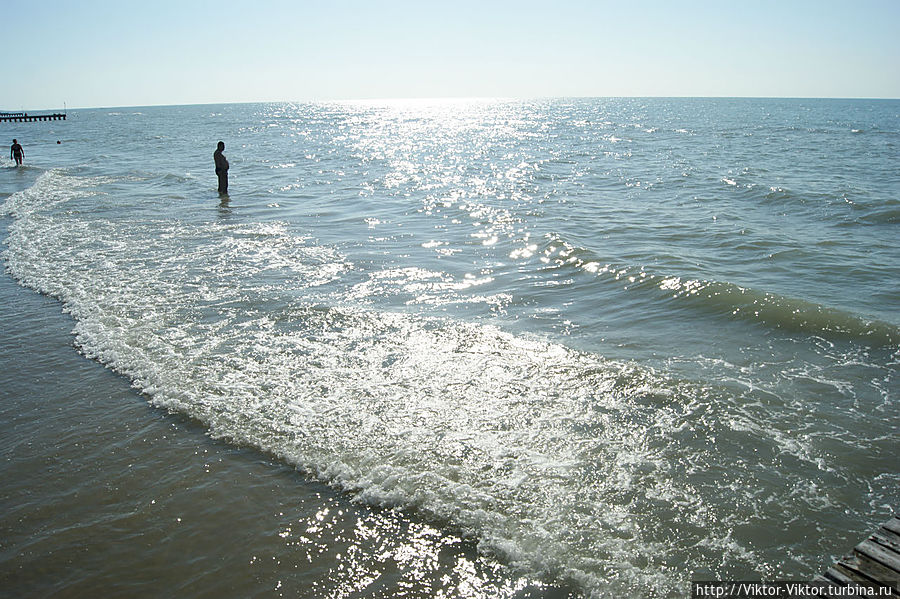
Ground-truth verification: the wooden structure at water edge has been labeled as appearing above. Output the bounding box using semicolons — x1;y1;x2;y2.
817;514;900;595
0;112;66;123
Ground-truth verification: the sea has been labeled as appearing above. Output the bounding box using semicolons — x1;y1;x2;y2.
1;98;897;599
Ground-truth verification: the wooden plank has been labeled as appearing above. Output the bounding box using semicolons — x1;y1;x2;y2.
822;564;873;586
828;563;900;597
884;517;900;537
853;541;900;590
820;515;900;597
857;538;900;571
873;527;900;554
840;561;886;586
817;569;900;599
840;555;899;592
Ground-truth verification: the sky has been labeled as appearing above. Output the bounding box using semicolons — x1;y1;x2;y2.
3;0;899;109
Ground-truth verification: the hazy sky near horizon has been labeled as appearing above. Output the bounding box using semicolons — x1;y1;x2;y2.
4;0;899;109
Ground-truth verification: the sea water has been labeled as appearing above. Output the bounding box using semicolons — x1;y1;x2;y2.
1;98;897;598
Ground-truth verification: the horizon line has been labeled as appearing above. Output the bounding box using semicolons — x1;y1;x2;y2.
7;94;899;112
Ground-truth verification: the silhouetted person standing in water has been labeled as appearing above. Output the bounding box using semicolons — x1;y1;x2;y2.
10;139;24;166
214;141;229;194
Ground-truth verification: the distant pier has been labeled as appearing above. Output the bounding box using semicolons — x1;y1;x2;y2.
817;514;900;594
0;112;66;123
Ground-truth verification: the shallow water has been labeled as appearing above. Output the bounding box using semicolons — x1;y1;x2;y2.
1;98;898;598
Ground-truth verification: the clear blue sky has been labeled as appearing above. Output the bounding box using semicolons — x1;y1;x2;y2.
4;0;899;109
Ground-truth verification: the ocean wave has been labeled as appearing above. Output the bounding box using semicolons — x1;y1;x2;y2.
537;232;899;347
1;170;113;219
851;207;900;226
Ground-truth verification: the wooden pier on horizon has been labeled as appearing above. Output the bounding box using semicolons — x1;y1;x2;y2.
0;112;66;123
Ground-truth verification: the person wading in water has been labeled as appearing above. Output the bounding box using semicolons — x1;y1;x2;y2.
214;141;229;194
10;139;24;166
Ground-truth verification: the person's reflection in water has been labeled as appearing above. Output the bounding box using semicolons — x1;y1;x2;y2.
218;193;231;216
